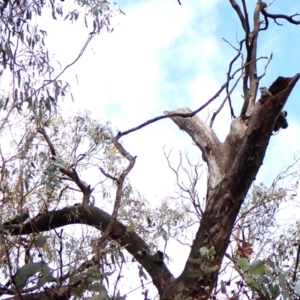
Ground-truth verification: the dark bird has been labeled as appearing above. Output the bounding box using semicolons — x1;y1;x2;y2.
274;110;288;132
3;206;29;226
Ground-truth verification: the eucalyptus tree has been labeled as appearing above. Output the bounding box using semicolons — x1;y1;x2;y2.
0;0;300;300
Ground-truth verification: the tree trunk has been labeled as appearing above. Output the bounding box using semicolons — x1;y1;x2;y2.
164;74;300;299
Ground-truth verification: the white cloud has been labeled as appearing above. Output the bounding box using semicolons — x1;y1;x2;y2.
48;0;224;126
41;0;226;208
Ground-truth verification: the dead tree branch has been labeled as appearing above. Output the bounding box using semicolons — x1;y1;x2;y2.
261;7;300;26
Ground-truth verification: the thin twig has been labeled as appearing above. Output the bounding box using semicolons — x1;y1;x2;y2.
261;9;300;26
96;137;136;247
210;72;243;127
117;61;254;139
258;53;273;80
223;37;245;118
32;33;96;98
38;128;93;204
99;167;118;181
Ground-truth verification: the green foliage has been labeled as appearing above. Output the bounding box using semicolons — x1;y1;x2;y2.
199;246;216;260
236;258;249;271
230;170;300;299
126;219;135;233
38;264;53;285
34;234;49;248
15;262;48;288
69;266;111;299
1;0;121;119
0;0;127;297
186;246;218;280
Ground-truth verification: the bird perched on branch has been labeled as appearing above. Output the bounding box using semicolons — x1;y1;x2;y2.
3;206;30;226
259;87;273;104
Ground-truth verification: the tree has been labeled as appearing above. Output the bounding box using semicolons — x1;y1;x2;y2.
0;0;300;299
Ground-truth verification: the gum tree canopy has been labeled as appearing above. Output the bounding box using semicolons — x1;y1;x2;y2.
1;0;300;299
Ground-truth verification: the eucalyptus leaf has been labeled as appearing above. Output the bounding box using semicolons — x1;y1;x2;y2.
38;265;52;285
15;262;43;288
34;234;49;247
294;283;300;296
126;220;135;233
236;258;250;271
250;259;265;277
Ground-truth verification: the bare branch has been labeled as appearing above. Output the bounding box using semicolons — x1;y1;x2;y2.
210;72;243;127
96;137;136;247
293;243;300;282
223;37;245;118
229;0;247;31
99;167;118;181
5;205;174;296
258;52;273;80
239;1;268;118
32;33;97;98
118;61;252;139
241;0;250;50
261;8;300;25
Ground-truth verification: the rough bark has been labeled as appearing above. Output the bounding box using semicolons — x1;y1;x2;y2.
163;74;300;299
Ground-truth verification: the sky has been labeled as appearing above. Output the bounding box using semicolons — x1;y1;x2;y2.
41;0;300;202
2;0;300;298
